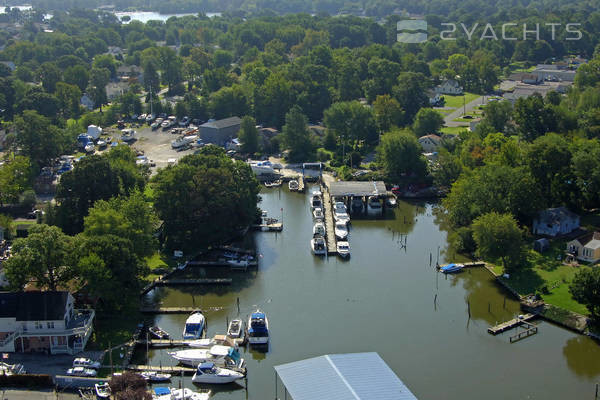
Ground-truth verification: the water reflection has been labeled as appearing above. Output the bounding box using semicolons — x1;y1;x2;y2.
563;336;600;378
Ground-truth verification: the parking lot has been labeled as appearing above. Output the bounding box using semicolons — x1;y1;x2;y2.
4;351;103;377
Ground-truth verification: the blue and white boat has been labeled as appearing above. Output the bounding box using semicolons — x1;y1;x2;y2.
247;310;269;345
183;311;205;339
440;263;464;274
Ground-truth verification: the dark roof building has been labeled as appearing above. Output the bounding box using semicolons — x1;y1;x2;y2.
199;117;242;146
0;291;70;321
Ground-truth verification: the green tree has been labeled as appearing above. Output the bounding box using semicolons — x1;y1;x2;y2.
282;106;314;162
393;72;429;124
481;100;513;133
412;108;444;137
38;62;61;93
376;129;427;181
64;65;89;92
472;212;524;273
14;110;70;168
373;94;404;133
431;148;462;188
151;148;260;250
569;267;600;319
4;224;74;291
572;140;600;209
324;101;377;144
238;115;259;154
55;82;82;118
0;156;32;206
88;67;110;112
513;94;556;141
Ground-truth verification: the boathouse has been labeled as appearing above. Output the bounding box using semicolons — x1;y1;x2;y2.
274;352;418;400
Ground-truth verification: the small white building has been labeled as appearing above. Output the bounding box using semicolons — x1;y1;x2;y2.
567;232;600;263
532;207;580;237
80;94;94;111
435;79;463;95
418;134;442;153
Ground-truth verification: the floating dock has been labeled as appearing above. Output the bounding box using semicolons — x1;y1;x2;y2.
126;365;196;374
252;222;283;231
136;339;194;348
488;313;537;335
322;187;337;256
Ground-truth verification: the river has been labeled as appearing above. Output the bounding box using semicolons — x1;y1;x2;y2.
142;185;600;399
113;11;221;23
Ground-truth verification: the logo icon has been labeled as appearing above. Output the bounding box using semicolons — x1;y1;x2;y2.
397;20;428;43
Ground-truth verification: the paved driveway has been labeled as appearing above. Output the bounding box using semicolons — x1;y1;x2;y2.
443;96;485;127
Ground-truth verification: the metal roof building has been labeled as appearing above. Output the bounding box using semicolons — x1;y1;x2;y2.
327;181;387;198
273;352;418;400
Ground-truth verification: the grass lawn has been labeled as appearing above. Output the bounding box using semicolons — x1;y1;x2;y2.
144;251;176;282
494;240;590;315
440;126;469;134
508;61;535;73
442;92;480;109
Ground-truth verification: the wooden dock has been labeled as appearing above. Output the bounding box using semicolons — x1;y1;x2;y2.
322;187;337;255
509;322;538;343
216;245;256;256
187;260;258;267
136;339;194;348
140;307;199;314
141;278;232;295
298;176;305;193
488;313;537;335
252;222;283;231
126;365;196;374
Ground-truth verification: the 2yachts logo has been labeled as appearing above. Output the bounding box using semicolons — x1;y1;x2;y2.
398;20;582;42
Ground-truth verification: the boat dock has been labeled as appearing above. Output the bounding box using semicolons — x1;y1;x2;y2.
141;278;232;295
298;176;305;193
252;222;283;231
488;313;537;335
187;260;258;267
509;321;539;343
136;339;194;348
126;365;196;374
322;187;337;255
437;262;486;270
140;307;201;314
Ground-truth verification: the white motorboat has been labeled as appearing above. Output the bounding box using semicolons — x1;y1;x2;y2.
169;346;245;368
310;236;327;255
188;334;236;349
192;362;245;384
72;357;101;369
288;180;299;191
94;383;110;399
334;211;350;224
183;311;205;340
140;371;172;382
247;310;269;345
313;222;326;236
171;135;197;149
386;196;397;207
121;129;136;142
313;207;324;220
66;367;97;377
333;202;347;214
170;388;210;400
227;319;244;339
84;143;95;153
249;160;275;175
311;191;323;209
367;196;382;215
351;196;364;213
152;118;163;130
337;241;350;258
334;221;348;240
0;362;25;375
226;257;250;268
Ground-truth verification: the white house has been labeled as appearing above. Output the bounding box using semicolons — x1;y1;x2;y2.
0;291;94;355
532;207;580;237
567;232;600;263
418;134;442;153
80;94;94;111
434;79;463;95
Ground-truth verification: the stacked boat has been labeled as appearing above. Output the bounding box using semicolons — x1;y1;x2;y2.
333;201;351;258
311;189;327;255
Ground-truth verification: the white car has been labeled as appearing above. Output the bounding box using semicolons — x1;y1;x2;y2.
73;357;101;369
66;367;97;377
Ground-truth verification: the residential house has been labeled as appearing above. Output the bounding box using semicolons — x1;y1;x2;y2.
533;207;580;237
434;79;463;95
0;291;95;354
418;134;442;153
80;94;94;110
105;82;130;101
116;65;143;84
566;232;600;263
199;117;242;146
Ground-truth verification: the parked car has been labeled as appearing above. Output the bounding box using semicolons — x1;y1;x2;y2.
66;367;97;377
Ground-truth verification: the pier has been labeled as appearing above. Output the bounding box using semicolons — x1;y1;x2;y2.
298;176;305;193
509;322;539;343
252;222;283;231
141;278;232;295
322;187;338;255
187;260;258;267
136;339;194;348
126;365;196;374
488;313;537;335
140;307;200;314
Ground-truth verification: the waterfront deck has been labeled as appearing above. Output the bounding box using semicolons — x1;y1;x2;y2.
322;187;337;255
488;313;537;335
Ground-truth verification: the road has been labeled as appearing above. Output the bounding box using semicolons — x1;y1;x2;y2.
443;95;485;127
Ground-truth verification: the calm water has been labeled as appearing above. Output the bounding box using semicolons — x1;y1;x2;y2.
142;186;600;399
114;11;221;23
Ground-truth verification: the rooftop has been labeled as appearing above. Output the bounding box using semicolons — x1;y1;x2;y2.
537;207;579;224
201;116;241;129
0;291;69;321
274;352;418;400
327;181;387;197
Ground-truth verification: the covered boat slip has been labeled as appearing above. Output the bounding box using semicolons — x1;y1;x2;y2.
325;181;390;217
274;352;418;400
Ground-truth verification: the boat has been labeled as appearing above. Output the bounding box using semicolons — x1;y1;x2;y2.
170;388;210;400
152;387;172;400
169;345;245;368
94;383;111;399
97;140;107;149
183;311;205;340
73;357;101;369
440;263;464;274
152;118;163;130
334;221;348;240
227;319;244;339
264;180;282;188
311;192;323;209
351;197;364;213
313;208;324;220
288;180;299;191
84;143;95;153
171;135;197;149
367;196;382;215
247;310;269;345
310;236;327;255
337;241;350;258
121;129;136;142
249;160;276;176
188;334;236;349
140;371;172;382
334;211;350;224
66;367;97;377
192;362;245;384
333;202;347;214
227;258;250;269
313;222;326;236
149;326;170;340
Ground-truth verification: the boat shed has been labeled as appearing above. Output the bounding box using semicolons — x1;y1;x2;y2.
273;352;418;400
327;181;387;198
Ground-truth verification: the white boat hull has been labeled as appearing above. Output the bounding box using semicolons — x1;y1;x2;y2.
248;336;269;345
192;371;244;384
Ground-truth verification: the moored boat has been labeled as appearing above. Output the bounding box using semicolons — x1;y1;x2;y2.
188;334;236;349
313;222;326;236
334;221;348;240
288;180;299;191
440;263;464;274
140;371;171;382
227;319;244;339
191;362;245;384
247;310;269;345
170;388;210;400
310;236;327;255
367;196;382;216
351;197;364;213
94;382;110;399
149;326;170;340
313;207;324;220
169;346;245;368
337;241;350;258
73;358;101;369
183;311;205;340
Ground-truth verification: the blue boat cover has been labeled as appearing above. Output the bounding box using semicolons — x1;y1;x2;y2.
199;362;215;370
441;263;456;271
251;312;265;319
154;387;171;395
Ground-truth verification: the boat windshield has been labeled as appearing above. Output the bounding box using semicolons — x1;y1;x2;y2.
185;323;202;334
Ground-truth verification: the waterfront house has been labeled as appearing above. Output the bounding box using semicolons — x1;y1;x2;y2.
434;79;463;95
566;232;600;263
0;291;95;355
199;117;241;146
532;207;580;237
418;134;442;153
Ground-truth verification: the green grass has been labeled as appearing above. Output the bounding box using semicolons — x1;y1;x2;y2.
508;61;536;73
442;92;480;109
440;126;469;135
144;251;176;282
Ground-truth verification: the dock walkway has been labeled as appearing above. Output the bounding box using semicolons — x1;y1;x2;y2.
126;365;196;374
322;187;337;255
141;278;232;295
488;313;537;335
